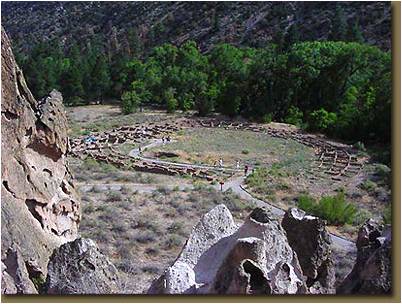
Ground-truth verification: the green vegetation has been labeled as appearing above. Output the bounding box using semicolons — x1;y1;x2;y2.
383;204;392;224
120;40;390;145
17;40;119;104
31;275;46;293
19;38;390;146
298;193;359;226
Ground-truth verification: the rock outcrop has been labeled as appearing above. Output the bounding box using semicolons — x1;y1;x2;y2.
282;208;335;294
1;28;80;294
148;205;306;294
44;238;121;294
337;219;391;294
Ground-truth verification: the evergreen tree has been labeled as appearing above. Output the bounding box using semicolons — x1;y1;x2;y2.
110;51;129;97
284;24;300;50
127;27;143;57
90;54;111;101
60;62;84;104
212;10;219;32
347;19;364;43
329;5;347;41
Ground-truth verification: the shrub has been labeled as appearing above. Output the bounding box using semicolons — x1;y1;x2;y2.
135;232;156;244
353;209;373;226
383;204;392;224
106;191;122;202
117;242;133;259
354;141;366;152
298;194;317;213
83;204;95;214
167;221;184;234
112;221;128;233
285;106;304;127
165;87;178;113
141;265;160;274
316;194;357;225
222;193;250;213
145;247;160;256
117;200;131;210
359;179;376;193
261;113;273;123
134;218;161;233
298;193;357;225
156;186;171;195
121;91;141;114
374;164;391;186
31;275;46;293
163;234;182;249
92;229;111;242
309;108;337;132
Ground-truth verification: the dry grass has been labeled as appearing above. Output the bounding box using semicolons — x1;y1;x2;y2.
79;182;254;293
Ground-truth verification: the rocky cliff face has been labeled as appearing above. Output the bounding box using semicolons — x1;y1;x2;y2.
1;28;80;293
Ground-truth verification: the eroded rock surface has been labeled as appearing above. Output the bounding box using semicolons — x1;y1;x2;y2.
337;219;391;294
148;205;306;294
282;208;335;294
44;238;121;294
1;245;37;294
1;28;80;294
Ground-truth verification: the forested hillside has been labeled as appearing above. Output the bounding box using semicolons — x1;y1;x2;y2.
2;2;391;54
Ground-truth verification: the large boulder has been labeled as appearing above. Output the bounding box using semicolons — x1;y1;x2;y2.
1;28;80;294
148;205;306;294
337;219;391;294
44;238;121;294
282;208;336;294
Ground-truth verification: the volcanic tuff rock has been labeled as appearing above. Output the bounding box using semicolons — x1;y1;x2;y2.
282;208;336;294
44;238;121;294
1;245;37;294
337;219;392;294
1;28;80;293
148;205;307;294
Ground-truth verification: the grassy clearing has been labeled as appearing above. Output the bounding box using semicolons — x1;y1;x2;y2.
146;128;315;168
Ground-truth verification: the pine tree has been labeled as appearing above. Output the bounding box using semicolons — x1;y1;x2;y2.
127;27;143;57
212;10;219;32
90;54;111;101
329;5;347;41
284;24;300;50
272;30;285;52
347;19;364;43
110;51;129;97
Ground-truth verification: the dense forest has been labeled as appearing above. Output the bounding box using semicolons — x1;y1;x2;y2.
14;4;390;147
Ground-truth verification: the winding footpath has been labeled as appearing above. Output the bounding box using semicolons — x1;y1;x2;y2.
126;139;356;253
